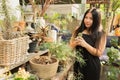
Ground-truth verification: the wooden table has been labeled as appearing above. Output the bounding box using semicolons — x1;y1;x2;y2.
0;50;48;75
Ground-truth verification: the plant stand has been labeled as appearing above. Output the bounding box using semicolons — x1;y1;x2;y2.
51;61;74;80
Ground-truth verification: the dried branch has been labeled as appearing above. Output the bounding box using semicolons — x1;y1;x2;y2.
29;0;54;17
40;0;54;17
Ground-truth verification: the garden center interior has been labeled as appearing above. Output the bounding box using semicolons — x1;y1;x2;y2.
0;0;120;80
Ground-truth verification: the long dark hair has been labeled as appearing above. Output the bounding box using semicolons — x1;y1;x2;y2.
74;8;105;48
75;8;101;36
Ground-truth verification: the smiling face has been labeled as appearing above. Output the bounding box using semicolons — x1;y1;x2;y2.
84;12;93;28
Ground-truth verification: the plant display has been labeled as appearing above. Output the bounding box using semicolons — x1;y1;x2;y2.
107;47;120;65
105;47;120;80
1;0;12;39
1;0;25;39
106;65;120;80
14;68;37;80
43;13;72;30
39;42;85;66
110;38;118;47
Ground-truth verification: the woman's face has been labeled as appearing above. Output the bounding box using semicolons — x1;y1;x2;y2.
84;12;93;28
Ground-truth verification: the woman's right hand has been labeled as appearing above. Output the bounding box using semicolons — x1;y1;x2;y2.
70;38;79;48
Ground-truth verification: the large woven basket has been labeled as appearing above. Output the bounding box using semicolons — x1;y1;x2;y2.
29;57;59;79
0;36;29;66
15;36;29;62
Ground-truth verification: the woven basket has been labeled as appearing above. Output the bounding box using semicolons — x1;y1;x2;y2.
15;36;29;62
0;36;29;66
0;39;17;66
29;57;59;79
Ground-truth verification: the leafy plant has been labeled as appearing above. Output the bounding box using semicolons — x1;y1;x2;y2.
106;66;120;80
110;38;118;47
43;13;72;30
0;0;23;39
13;68;37;80
39;42;85;65
106;47;120;80
106;47;120;65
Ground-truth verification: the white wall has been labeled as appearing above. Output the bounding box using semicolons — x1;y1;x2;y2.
0;0;21;21
45;4;82;20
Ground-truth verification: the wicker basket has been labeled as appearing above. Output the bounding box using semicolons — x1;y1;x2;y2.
0;39;17;66
0;36;29;66
15;36;29;62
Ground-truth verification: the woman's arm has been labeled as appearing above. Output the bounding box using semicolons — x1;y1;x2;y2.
76;33;106;57
69;26;79;49
69;36;77;49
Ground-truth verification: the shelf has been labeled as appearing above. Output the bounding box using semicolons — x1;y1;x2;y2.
0;50;48;75
51;61;73;80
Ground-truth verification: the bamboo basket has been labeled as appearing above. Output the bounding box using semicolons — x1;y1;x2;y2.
0;36;29;66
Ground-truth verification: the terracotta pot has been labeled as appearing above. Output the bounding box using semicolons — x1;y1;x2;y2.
29;57;59;79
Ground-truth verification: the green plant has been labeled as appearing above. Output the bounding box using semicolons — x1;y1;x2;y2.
43;13;72;30
13;68;37;80
106;47;120;80
106;47;120;65
106;66;120;80
39;42;85;65
1;0;22;39
110;38;118;47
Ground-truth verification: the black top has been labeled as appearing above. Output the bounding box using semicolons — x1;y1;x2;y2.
74;34;101;80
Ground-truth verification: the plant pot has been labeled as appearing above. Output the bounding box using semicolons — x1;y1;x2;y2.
29;57;59;79
28;40;38;53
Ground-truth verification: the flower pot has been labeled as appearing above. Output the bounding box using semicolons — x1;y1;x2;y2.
28;40;38;53
29;57;59;79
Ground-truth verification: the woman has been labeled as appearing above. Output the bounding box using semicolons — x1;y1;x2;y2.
70;8;106;80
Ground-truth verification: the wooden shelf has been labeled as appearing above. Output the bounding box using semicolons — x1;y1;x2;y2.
0;50;48;75
0;50;74;80
51;61;73;80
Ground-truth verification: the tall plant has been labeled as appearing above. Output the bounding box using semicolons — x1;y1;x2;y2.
1;0;13;39
1;0;12;29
